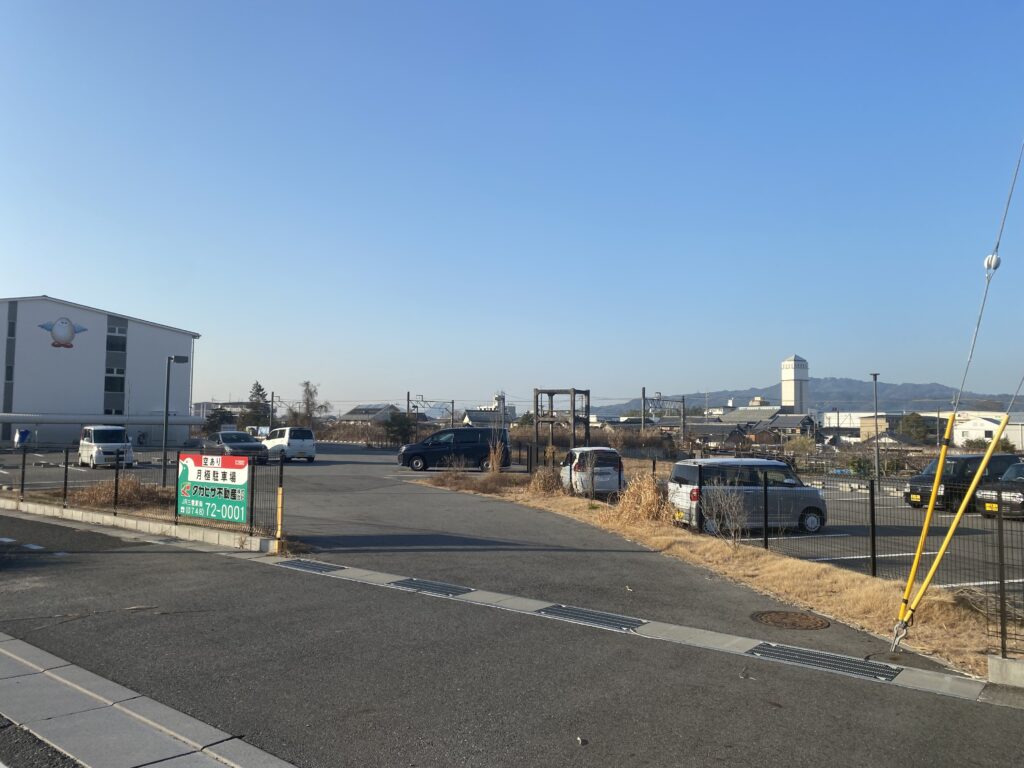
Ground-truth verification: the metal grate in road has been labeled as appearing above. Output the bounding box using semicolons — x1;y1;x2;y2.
536;604;647;633
276;559;347;575
389;577;475;597
746;642;902;682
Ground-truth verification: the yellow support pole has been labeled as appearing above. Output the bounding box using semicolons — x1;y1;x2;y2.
276;486;284;541
898;414;955;622
903;413;1010;625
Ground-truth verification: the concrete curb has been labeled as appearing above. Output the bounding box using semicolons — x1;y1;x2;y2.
0;496;279;553
0;636;296;768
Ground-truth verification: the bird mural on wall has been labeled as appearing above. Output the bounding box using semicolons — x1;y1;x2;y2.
38;317;88;348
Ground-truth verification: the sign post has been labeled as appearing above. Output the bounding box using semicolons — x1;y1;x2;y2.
177;454;250;524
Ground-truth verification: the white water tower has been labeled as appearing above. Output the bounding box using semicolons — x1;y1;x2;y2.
781;355;808;413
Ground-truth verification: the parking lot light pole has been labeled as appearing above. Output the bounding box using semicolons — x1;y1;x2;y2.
162;355;190;487
871;373;880;482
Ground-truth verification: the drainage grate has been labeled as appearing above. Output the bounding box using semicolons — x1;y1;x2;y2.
389;578;475;597
746;642;902;682
277;559;346;575
536;605;647;633
751;611;830;630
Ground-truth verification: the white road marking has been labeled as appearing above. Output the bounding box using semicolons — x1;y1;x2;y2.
739;532;851;542
808;550;939;563
53;552;69;557
21;543;45;550
937;577;1024;588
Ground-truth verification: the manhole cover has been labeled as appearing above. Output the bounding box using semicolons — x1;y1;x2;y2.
751;611;830;630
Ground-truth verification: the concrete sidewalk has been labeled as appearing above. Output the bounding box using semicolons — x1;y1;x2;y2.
0;633;294;768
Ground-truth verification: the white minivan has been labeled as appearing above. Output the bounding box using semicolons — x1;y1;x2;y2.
560;447;626;497
264;427;316;462
79;425;134;469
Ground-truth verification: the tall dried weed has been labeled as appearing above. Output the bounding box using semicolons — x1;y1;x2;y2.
613;473;672;524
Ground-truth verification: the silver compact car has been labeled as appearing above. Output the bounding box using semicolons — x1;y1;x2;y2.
667;458;826;534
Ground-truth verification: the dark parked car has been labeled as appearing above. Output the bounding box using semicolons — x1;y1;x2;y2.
975;463;1024;519
398;427;510;471
903;453;1022;511
201;431;269;464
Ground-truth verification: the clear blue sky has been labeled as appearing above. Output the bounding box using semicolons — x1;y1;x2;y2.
2;1;1023;413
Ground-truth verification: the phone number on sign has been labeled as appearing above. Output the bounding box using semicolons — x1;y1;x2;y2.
178;502;247;523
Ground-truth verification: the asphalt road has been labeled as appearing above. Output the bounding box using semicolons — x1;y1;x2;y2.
3;444;1024;767
7;446;1020;598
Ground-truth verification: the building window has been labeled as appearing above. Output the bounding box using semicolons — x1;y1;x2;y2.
985;430;993;439
103;408;124;415
105;367;125;375
104;376;125;393
107;324;127;335
6;321;14;338
106;335;127;352
4;365;11;382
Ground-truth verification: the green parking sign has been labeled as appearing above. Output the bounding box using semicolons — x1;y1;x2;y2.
177;454;249;524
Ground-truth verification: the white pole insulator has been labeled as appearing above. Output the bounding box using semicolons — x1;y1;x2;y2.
984;253;1001;271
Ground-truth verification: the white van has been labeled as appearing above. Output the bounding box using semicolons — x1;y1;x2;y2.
79;425;134;469
264;427;316;462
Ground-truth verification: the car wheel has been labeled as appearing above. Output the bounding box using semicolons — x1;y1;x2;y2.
306;456;314;463
409;456;426;472
700;513;718;535
479;456;491;471
799;508;824;533
125;462;134;469
907;502;923;509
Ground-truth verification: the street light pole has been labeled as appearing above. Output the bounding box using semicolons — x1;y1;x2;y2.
871;373;880;482
161;355;190;487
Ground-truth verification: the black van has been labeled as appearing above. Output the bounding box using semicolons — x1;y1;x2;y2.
903;453;1022;510
398;427;510;471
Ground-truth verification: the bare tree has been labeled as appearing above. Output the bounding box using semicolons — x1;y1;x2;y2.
299;381;330;428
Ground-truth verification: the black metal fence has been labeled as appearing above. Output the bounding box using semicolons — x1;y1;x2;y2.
0;445;284;538
697;472;1024;657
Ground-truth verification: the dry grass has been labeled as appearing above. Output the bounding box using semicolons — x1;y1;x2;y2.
613;473;673;524
67;476;176;510
419;471;1003;676
425;470;531;496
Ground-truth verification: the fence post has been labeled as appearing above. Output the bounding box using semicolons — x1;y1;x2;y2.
762;473;769;549
113;450;121;513
696;463;704;533
997;489;1008;659
869;480;877;577
62;447;69;508
651;457;657;475
174;451;181;525
247;459;256;537
19;445;26;502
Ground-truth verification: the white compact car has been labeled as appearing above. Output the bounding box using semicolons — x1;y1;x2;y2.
264;427;317;462
560;447;626;497
78;425;134;469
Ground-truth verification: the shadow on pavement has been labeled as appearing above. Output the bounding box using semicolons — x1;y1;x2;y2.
300;532;640;554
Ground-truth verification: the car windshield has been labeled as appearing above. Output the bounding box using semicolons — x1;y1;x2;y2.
93;429;126;443
1001;464;1024;482
921;458;961;476
221;432;257;444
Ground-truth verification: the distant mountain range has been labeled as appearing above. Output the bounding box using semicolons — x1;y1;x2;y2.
591;378;1013;417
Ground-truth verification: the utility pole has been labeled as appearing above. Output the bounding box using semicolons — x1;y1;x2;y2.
641;387;646;431
681;395;687;452
406;391;410;419
269;391;274;431
451;400;455;428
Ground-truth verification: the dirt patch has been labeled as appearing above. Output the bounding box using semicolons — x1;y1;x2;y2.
421;471;998;676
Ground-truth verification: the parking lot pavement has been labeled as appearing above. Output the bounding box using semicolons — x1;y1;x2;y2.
5;447;1024;767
